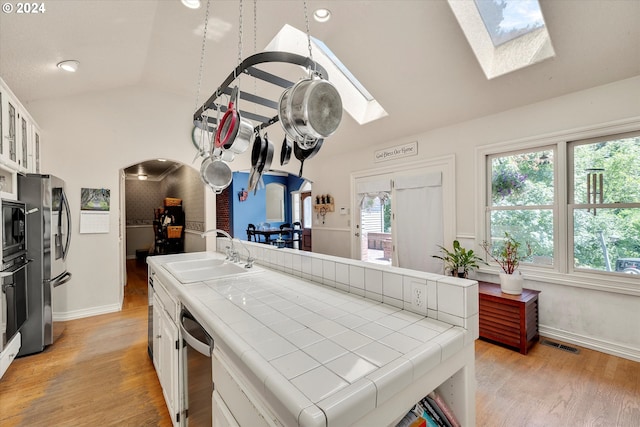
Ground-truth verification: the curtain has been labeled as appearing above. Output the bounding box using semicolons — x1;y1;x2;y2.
355;179;392;207
394;172;443;273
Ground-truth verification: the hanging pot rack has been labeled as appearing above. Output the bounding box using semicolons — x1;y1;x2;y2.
192;51;328;134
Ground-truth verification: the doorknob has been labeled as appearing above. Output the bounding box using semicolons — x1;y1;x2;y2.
354;232;360;237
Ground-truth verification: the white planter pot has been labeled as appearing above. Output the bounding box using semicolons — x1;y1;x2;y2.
499;271;524;295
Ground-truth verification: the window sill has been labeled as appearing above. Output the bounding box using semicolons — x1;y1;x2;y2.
475;266;640;297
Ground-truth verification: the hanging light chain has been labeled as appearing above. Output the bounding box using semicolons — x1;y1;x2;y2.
194;0;212;115
238;0;244;66
253;0;257;114
303;0;313;62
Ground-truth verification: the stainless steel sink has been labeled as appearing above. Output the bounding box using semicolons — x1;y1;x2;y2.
164;258;259;283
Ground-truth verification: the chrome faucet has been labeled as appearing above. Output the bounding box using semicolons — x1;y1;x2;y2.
201;229;254;268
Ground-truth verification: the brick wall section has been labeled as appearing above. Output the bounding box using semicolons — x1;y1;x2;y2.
216;187;232;236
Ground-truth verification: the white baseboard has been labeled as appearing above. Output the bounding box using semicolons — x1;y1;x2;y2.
539;324;640;362
53;303;122;321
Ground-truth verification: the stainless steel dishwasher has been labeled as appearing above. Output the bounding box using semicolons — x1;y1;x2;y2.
180;307;214;426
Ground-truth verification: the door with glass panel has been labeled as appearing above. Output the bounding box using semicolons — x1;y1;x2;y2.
354;168;446;272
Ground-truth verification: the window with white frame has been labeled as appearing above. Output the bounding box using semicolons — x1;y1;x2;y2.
569;131;640;274
484;130;640;278
486;147;555;266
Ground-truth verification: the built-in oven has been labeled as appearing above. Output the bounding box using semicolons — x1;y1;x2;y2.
1;255;29;352
1;199;26;264
180;307;214;426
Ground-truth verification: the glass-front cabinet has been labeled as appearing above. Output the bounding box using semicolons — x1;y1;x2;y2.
0;77;42;199
0;77;41;178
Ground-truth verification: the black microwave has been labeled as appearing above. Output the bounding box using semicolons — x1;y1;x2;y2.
2;199;26;264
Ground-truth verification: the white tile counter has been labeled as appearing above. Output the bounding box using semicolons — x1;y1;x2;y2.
148;246;478;426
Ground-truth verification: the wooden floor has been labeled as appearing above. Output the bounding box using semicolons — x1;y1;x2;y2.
1;260;638;426
0;259;172;427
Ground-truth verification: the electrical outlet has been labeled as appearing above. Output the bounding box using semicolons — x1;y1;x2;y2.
411;282;427;312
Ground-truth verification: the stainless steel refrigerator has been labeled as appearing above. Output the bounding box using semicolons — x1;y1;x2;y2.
17;173;72;356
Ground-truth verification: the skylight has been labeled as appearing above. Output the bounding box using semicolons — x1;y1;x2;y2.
265;24;387;125
475;0;545;46
448;0;555;79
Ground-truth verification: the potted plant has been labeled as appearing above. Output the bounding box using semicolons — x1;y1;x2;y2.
433;240;486;278
480;232;532;295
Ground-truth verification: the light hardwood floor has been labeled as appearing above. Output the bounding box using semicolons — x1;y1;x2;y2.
1;260;638;426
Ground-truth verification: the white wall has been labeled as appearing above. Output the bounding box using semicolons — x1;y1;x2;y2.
301;75;640;360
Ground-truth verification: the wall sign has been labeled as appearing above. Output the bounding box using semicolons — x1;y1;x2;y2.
374;141;418;163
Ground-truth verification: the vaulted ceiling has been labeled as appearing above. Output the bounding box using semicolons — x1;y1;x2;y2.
1;0;638;162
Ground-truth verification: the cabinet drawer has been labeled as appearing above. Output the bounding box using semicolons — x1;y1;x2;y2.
153;276;178;322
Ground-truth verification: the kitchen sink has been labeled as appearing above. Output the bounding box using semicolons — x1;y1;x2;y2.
164;258;260;283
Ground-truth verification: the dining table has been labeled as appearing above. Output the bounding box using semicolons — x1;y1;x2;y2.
250;228;293;247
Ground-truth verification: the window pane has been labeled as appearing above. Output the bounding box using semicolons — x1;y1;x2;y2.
490;209;553;265
573;208;640;273
491;149;554;206
303;197;312;228
573;135;640;204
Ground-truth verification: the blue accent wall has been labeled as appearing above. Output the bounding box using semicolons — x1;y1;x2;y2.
230;172;305;240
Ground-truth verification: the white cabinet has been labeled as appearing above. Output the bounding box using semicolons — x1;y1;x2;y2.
213;390;240;427
152;294;162;372
0;77;41;177
212;347;281;427
159;305;180;423
151;273;181;427
0;332;21;380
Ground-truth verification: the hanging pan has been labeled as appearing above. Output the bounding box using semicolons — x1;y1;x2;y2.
280;136;292;166
248;132;275;194
294;138;323;177
214;86;254;155
247;132;263;193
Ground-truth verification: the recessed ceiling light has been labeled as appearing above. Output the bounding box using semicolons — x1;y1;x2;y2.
57;60;79;72
181;0;201;9
138;174;148;180
313;8;331;23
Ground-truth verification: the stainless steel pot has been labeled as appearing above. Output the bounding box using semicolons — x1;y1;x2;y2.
200;156;232;194
282;75;342;144
278;87;306;144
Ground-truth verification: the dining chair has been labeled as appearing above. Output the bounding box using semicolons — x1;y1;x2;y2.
290;221;302;249
247;223;257;242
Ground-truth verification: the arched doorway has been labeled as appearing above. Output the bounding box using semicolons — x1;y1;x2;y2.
119;159;206;298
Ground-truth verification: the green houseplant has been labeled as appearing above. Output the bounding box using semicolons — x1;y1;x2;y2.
433;240;486;278
480;232;532;294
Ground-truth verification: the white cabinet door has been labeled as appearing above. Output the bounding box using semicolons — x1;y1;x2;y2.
17;108;29;172
213;390;239;427
152;294;162;375
32;126;41;173
160;307;180;426
0;332;21;380
5;96;17;167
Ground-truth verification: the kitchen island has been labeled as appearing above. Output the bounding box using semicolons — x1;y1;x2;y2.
147;241;478;426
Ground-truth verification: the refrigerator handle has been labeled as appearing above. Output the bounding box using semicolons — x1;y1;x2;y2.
50;271;72;288
60;189;71;260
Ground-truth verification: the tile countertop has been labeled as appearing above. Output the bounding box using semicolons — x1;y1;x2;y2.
148;252;475;427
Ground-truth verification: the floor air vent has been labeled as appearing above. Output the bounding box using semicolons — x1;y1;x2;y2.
540;339;580;354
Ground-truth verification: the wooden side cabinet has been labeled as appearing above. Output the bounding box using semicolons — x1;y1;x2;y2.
478;281;541;355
